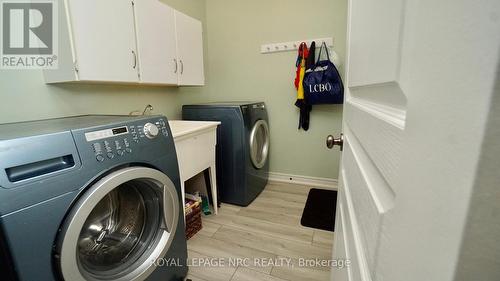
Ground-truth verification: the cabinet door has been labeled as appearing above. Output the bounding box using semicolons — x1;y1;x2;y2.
134;0;178;84
175;11;205;86
67;0;138;82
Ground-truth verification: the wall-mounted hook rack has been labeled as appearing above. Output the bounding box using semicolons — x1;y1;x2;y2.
260;37;333;54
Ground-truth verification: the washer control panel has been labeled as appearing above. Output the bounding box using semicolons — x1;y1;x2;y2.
87;118;169;163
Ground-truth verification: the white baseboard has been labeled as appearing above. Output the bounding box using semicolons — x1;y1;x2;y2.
267;172;338;190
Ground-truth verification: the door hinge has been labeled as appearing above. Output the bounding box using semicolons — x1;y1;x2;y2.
74;60;79;73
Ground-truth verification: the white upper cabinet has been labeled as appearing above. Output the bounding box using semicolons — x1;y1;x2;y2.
64;0;138;82
134;0;178;85
175;11;205;86
44;0;204;86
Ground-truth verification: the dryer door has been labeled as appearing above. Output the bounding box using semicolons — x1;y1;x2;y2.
249;119;270;169
58;167;179;281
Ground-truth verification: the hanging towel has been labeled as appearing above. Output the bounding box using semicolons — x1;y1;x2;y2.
294;42;311;130
305;41;316;71
294;43;308;90
301;41;316;130
295;42;315;131
297;56;306;100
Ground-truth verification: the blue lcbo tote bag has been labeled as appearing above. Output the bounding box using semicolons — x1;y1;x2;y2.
303;42;344;104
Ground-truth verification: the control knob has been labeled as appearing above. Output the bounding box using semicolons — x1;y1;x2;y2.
143;123;159;139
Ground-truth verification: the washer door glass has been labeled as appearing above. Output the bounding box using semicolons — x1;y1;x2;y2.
78;180;158;275
250;119;270;169
59;167;179;281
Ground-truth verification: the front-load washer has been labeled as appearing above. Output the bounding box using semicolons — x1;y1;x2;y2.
182;102;270;206
0;115;187;281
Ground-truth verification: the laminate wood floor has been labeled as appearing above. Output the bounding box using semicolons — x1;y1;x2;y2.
186;182;335;281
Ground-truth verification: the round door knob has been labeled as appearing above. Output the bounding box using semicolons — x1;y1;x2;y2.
326;133;344;151
144;123;159;139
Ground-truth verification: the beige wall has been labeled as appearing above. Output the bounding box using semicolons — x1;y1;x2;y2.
180;0;347;179
0;0;207;123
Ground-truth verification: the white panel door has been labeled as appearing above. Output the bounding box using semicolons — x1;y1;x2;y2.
134;0;178;84
67;0;138;82
175;11;205;86
331;0;500;281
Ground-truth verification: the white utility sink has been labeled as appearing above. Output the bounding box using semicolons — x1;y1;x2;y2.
168;120;220;217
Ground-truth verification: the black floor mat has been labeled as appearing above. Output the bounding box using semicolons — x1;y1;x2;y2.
300;188;337;232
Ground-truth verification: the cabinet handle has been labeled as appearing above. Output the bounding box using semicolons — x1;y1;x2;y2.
174;58;178;73
180;60;184;74
132;50;137;69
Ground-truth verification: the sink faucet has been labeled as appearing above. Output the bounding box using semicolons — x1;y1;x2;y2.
142;104;154;115
129;104;154;116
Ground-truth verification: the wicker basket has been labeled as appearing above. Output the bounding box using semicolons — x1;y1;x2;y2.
185;199;202;240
